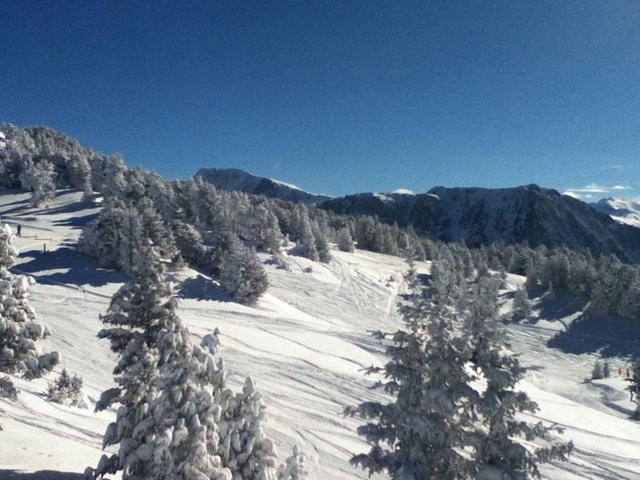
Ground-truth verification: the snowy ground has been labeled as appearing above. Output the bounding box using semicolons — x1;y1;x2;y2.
1;190;639;479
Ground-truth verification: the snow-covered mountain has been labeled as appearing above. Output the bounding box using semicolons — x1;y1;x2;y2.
2;190;639;479
321;185;640;263
591;197;640;229
195;168;331;204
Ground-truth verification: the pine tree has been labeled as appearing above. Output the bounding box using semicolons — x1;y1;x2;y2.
91;245;232;479
591;360;604;380
220;240;269;304
277;445;307;480
512;286;532;320
347;261;478;479
20;158;56;207
336;227;354;253
602;360;611;379
293;211;319;262
0;224;59;379
47;368;87;408
311;222;331;263
467;274;572;478
218;377;278;480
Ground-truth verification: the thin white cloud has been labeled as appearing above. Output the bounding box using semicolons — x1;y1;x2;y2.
568;183;609;193
611;185;631;191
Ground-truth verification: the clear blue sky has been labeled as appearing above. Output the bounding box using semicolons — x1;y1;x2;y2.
2;1;639;199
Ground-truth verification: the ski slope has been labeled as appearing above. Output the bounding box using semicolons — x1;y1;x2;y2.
0;190;639;479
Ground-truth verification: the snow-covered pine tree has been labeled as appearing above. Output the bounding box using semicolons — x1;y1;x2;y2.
92;245;166;478
311;222;331;263
67;154;93;201
336;227;354;252
277;445;307;480
512;286;532;320
102;154;128;200
591;360;604;380
20;158;56;207
602;359;611;378
466;273;572;478
347;261;478;479
218;377;278;480
47;368;87;408
219;239;269;304
92;245;232;479
292;210;319;262
0;223;59;379
149;300;231;480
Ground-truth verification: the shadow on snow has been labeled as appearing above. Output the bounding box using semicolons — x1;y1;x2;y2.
14;247;124;288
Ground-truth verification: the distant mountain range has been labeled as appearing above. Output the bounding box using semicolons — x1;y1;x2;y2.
319;185;640;262
195;168;331;204
591;197;640;229
196;168;640;263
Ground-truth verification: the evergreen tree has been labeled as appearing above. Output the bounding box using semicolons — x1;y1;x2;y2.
277;445;307;480
91;246;232;479
347;261;478;479
20;158;56;207
467;274;572;478
47;368;87;408
220;240;269;304
292;211;318;262
336;227;355;253
311;223;331;263
512;287;532;320
218;377;278;480
0;224;59;379
591;360;604;380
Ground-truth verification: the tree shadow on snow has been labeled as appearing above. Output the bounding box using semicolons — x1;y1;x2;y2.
536;290;588;323
177;275;232;302
0;470;85;480
14;247;124;288
53;212;98;227
547;312;640;358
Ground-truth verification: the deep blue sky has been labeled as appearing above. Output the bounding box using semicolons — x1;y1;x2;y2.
2;1;639;199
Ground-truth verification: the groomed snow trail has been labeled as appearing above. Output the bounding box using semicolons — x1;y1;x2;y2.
1;190;639;479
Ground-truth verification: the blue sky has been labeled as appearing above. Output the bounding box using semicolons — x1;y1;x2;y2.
1;1;639;199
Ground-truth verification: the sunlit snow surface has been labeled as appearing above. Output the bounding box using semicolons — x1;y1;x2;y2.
0;190;639;479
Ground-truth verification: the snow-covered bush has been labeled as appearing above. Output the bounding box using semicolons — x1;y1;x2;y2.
0;376;17;400
591;360;604;380
47;368;87;408
277;445;307;480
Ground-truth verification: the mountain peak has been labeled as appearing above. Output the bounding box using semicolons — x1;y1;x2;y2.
194;168;330;204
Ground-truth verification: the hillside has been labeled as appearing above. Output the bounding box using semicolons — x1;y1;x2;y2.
195;168;330;204
1;190;639;479
321;185;640;262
